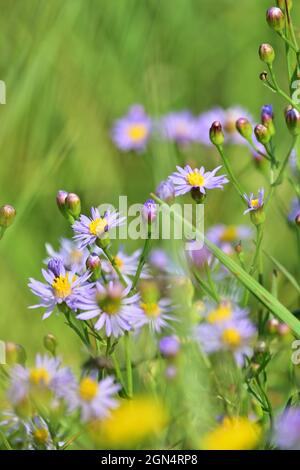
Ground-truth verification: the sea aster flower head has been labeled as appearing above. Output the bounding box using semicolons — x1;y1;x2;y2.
159;336;180;358
45;238;88;273
169;165;228;198
243;188;265;214
149;248;170;272
8;355;75;407
71;375;120;422
28;258;92;319
111;105;151;152
142;199;157;223
72;207;126;249
161;111;198;145
207;224;252;255
131;297;175;334
274;407;300;450
156;179;175;204
76;281;140;337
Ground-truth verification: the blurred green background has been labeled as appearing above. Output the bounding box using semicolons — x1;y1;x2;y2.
0;0;299;362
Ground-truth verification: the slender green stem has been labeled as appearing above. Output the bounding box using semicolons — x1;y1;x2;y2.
124;331;133;397
204;263;220;302
279;31;298;53
102;246;127;287
0;227;5;240
268;65;300;113
193;270;219;302
216;145;245;200
111;351;126;389
131;223;152;292
272;137;297;187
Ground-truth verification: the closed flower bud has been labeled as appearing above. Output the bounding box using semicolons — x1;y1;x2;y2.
0;204;16;228
86;253;102;280
209;121;224;146
254;124;271;145
259;43;275;65
285;108;300;135
236;118;253;140
43;334;57;356
261;110;275;137
259;71;268;82
142;199;157;223
295;213;300;226
56;190;68;217
66;192;81;220
266;7;285;32
267;317;280;334
278;323;290;336
234;241;243;254
5;342;26;365
254;340;268;355
191;187;206;204
156;179;175;204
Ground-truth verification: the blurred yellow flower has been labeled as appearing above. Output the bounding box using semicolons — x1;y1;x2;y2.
89;396;167;447
201;417;261;450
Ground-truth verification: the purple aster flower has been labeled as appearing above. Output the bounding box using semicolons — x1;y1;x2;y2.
75;281;140;337
243;188;264;214
131;297;175;334
28;258;92;319
69;375;120;422
160;111;198;146
149;248;170;272
28;416;56;449
207;224;252;255
159;336;180;358
169;165;229;197
111;105;151;152
45;238;88;273
72;207;126;249
195;316;256;366
156;179;175;203
274;408;300;450
288;197;300;222
8;355;75;406
142;199;157;222
186;242;212;269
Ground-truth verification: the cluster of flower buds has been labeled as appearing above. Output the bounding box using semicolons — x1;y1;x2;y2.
0;204;16;239
267;318;291;336
285;107;300;136
56;190;81;223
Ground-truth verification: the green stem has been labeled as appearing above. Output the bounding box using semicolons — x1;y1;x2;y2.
111;351;126;389
102;246;127;287
216;145;245;200
268;65;300;113
204;263;220;302
131;223;152;292
272;137;297;187
124;331;133;397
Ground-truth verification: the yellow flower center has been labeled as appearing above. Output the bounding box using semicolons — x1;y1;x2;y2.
29;367;50;386
250;198;259;209
202;417;261;450
89;218;108;236
186;171;205;187
222;328;241;348
79;377;98;401
128;124;147;142
52;274;72;299
113;256;124;269
140;302;161;317
220;226;238;242
207;303;232;324
33;427;49;445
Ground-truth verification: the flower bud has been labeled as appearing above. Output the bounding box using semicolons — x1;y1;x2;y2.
267;317;280;334
261;105;275;136
236;118;253;140
65;192;81;220
254;124;271;145
278;323;290;336
295;213;300;226
191;187;206;204
285;108;300;136
5;342;26;365
259;71;268;82
86;253;102;280
142;199;157;223
259;43;275;65
209;121;224;146
234;241;243;254
43;334;57;356
0;204;16;228
156;180;175;204
266;7;285;32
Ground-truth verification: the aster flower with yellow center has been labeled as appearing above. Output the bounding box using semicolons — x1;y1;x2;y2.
207;224;252;256
201;416;261;450
161;111;198;146
8;355;75;407
71;375;120;422
72;207;126;249
28;258;93;319
243;188;265;214
131;297;175;334
169;165;228;197
111;105;151;152
76;281;141;337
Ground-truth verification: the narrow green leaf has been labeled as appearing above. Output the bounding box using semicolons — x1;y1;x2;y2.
264;250;300;296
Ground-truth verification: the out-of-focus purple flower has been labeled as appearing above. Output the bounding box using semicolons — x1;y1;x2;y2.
101;248;149;284
159;336;180;358
45;238;88;273
72;207;126;249
207;224;252;255
142;199;157;222
28;258;93;319
243;189;264;214
160;111;198;146
186;242;212;269
69;375;120;422
149;248;170;272
194;316;256;366
156;179;175;203
8;355;75;406
165;365;177;380
131;298;175;334
288;197;300;222
274;408;300;450
111;105;151;152
200;300;249;325
76;281;140;337
169;165;228;197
